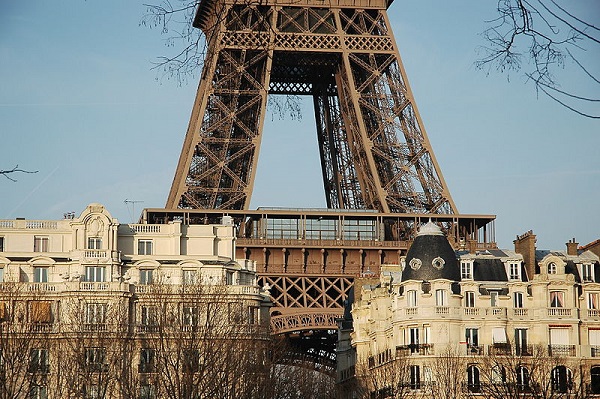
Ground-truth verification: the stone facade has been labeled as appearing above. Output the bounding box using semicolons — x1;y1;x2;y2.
0;204;270;398
339;223;600;397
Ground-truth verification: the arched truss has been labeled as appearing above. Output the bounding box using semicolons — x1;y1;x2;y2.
271;311;341;334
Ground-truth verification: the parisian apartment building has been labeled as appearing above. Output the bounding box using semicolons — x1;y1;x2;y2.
337;222;600;398
0;203;271;399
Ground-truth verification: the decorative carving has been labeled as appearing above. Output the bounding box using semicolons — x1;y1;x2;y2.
432;256;445;270
409;258;422;270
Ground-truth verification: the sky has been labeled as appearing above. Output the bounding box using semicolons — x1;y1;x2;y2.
1;1;598;251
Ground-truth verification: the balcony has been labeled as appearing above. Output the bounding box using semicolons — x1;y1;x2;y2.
512;308;529;318
548;345;576;357
463;307;480;316
396;344;434;356
488;343;512;356
547;308;572;318
435;306;450;315
26;283;57;292
80;282;110;291
467;345;483;355
405;307;418;316
83;323;107;332
486;307;507;317
588;309;600;319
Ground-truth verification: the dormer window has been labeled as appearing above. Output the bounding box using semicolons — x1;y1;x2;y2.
509;262;521;280
548;262;558;275
583;263;595;282
461;261;473;279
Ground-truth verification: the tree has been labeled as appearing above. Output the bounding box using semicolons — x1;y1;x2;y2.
478;344;590;399
0;282;58;399
0;165;38;182
424;346;469;399
477;0;600;118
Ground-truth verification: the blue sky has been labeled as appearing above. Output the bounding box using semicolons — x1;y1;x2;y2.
1;1;598;250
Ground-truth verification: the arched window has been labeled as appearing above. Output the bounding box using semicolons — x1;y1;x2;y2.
516;366;530;392
591;366;600;394
467;365;480;393
551;366;572;393
491;365;506;384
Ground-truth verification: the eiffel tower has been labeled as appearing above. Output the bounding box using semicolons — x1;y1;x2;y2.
158;0;493;373
167;0;456;215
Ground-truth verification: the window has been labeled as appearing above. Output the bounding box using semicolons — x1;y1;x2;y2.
492;327;508;345
225;271;234;285
248;306;258;324
33;236;48;252
551;366;572;393
467;365;480;392
29;385;48;399
516;366;530;391
183;349;201;373
85;303;107;325
588;293;599;309
34;267;48;283
548;262;558;274
583;263;595;282
549;328;571;356
509;262;521;280
590;330;600;357
183;270;198;285
491;365;506;384
85;348;106;372
183;306;198;328
85;266;105;282
591;366;600;394
550;291;565;308
87;237;102;249
490;291;499;307
228;302;242;323
139;384;156;399
0;268;3;283
465;291;475;308
0;237;4;252
514;292;524;308
29;301;52;323
83;384;103;399
435;289;447;307
139;348;155;373
466;328;479;352
461;261;473;279
515;328;529;355
29;349;49;373
138;240;153;255
410;365;420;389
409;327;419;346
139;269;153;285
141;306;157;328
407;290;417;307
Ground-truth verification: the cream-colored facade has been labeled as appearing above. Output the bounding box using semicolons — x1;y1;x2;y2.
0;204;270;399
340;227;600;397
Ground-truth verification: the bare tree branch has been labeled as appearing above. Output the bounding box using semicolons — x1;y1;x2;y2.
0;165;38;182
477;0;600;118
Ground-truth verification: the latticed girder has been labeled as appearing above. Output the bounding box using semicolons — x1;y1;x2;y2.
168;1;457;215
259;274;353;311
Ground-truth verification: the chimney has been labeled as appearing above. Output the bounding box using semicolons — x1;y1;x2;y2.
566;238;579;256
514;230;536;279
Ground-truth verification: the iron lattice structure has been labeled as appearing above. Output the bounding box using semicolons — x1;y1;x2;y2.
167;0;457;215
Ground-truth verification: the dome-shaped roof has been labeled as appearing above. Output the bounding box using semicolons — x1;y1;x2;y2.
402;222;459;281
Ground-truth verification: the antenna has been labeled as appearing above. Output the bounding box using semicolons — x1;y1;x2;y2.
124;199;144;223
